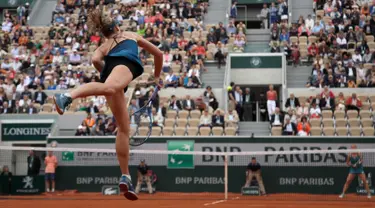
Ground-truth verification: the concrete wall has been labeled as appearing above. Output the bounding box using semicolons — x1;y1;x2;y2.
231;68;283;85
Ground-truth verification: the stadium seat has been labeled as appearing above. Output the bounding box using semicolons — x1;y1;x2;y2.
363;127;375;136
166;110;178;119
362;103;371;110
138;127;149;136
346;110;358;119
190;110;201;119
42;104;53;112
164;118;176;127
334;111;345;119
151;127;162;136
178;110;189;119
174;127;186;136
271;127;282;136
336;127;348;136
212;127;224;136
322;118;334;127
360;110;371;119
199;127;211;136
350;127;362;136
176;119;188;128
335;119;347;127
310;127;322;136
322;110;333;118
187;127;198;136
225;127;236;136
188;119;200;127
348;118;360;127
361;118;373;127
310;119;321;127
323;127;335;136
163;127;174;136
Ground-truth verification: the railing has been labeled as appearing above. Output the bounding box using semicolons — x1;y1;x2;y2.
288;0;292;25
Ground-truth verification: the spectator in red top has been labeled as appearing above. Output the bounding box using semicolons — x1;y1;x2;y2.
145;12;155;25
155;11;164;24
320;86;335;99
194;42;206;57
178;36;188;51
346;93;362;112
90;31;101;44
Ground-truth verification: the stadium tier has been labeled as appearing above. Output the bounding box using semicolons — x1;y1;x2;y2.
1;0;375;207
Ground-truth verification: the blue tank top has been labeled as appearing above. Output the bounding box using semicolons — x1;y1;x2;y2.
107;39;143;67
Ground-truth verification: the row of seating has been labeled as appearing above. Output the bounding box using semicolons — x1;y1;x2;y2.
271;126;375;136
310;118;373;128
307;110;372;119
136;126;237;136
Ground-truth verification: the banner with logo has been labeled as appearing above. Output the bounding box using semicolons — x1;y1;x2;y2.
51;141;375;167
1;119;54;142
0;176;45;195
230;56;282;69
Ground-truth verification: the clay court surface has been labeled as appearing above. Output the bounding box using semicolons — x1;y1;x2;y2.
1;193;374;208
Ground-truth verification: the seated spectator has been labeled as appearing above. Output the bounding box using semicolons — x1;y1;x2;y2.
75;121;90;136
297;116;310;136
346;61;357;81
233;36;246;52
19;94;31;107
86;100;99;114
336;32;348;49
297;101;309;119
346;93;362;112
270;108;283;127
199;109;212;128
69;49;81;65
182;95;195;111
212;110;225;128
188;64;200;78
0;165;12;177
310;102;321;119
1;101;12;114
225;109;239;127
320;92;335;111
151;107;164;128
84;113;95;128
282;115;297;136
162;50;173;72
164;70;178;88
168;95;182;111
157;101;167;118
26;103;38;114
105;118;117;136
308;43;319;61
336;92;346;111
92;118;105;136
213;42;228;68
285;93;300;110
33;86;47;105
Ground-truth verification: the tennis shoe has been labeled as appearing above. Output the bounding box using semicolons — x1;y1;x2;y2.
368;194;371;199
339;194;344;198
53;93;72;115
119;175;138;201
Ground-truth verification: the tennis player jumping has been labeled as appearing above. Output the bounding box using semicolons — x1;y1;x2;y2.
53;9;162;201
339;145;371;199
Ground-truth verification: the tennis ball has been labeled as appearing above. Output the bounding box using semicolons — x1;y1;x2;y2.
227;86;232;91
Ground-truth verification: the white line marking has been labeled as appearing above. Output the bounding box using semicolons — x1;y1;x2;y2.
203;200;226;206
232;197;240;200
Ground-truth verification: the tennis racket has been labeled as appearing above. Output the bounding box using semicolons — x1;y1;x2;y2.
129;84;161;146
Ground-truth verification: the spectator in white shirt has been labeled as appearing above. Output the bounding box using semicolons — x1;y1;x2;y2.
199;109;212;128
336;32;347;49
11;58;22;72
52;51;64;65
310;102;321;119
188;64;200;78
352;50;362;64
1;58;12;70
1;18;13;33
19;95;31;107
305;14;315;31
11;45;20;58
69;49;81;65
151;108;164;128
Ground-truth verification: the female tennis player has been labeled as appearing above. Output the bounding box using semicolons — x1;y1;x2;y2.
53;9;162;201
339;145;371;199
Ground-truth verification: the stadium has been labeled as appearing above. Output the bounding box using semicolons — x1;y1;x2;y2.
0;0;375;207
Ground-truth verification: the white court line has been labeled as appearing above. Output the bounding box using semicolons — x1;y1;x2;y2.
232;197;240;200
203;200;226;206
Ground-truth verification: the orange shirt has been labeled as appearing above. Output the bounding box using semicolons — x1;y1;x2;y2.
18;36;28;45
267;90;277;101
45;155;57;173
85;118;95;128
196;46;206;56
297;122;311;134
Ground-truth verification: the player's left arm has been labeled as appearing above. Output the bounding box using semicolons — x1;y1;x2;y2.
92;46;105;72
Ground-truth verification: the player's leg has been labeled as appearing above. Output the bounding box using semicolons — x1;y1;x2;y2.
106;90;138;200
358;173;372;198
51;173;55;192
340;173;355;198
54;65;133;115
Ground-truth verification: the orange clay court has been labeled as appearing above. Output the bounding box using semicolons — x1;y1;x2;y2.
1;192;374;208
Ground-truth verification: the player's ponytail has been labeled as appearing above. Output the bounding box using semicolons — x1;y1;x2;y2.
87;8;116;37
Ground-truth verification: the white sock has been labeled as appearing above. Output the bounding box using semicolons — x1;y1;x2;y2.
52;188;55;192
46;188;50;192
122;174;131;181
64;93;71;97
